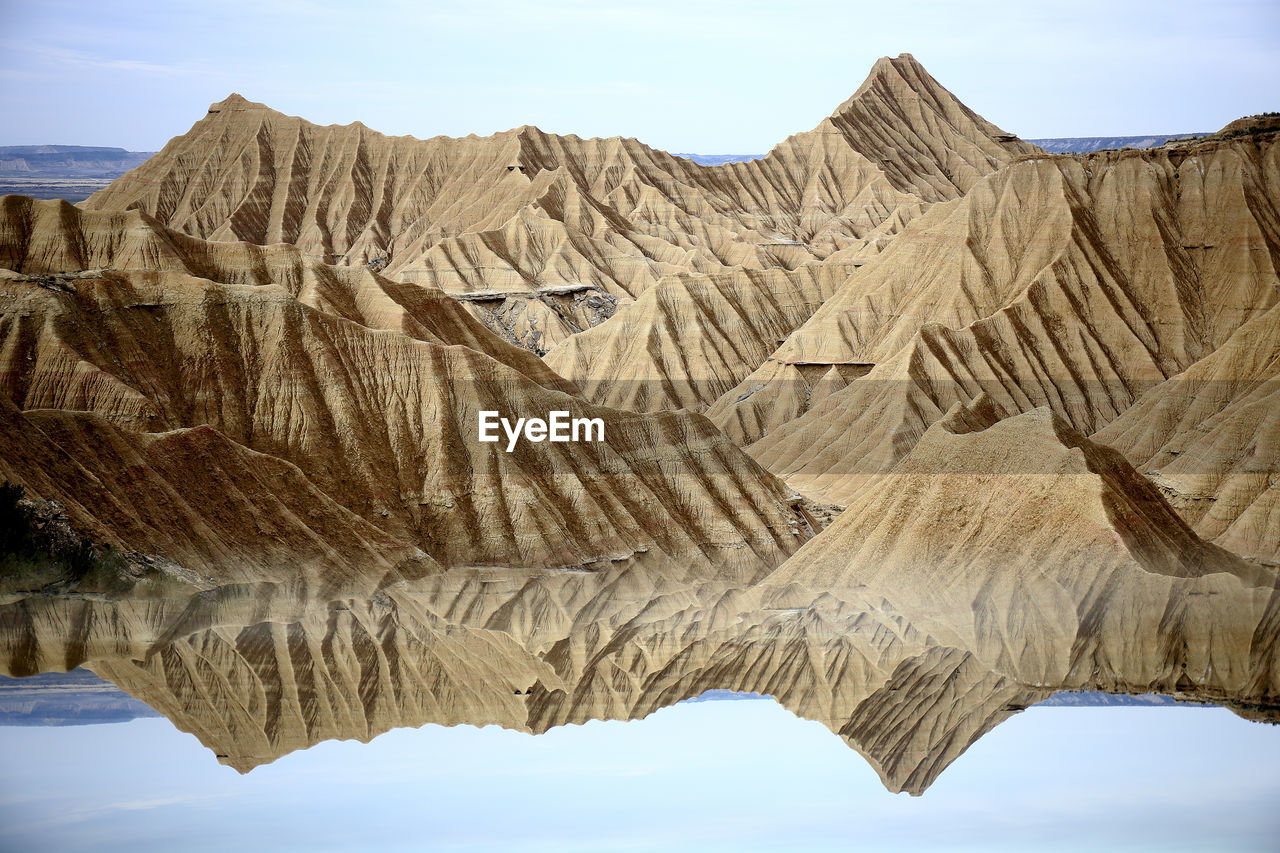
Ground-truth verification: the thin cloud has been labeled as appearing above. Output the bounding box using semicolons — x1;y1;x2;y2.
5;790;237;835
0;41;201;76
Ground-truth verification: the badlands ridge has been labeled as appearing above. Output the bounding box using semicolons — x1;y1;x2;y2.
1;54;1277;791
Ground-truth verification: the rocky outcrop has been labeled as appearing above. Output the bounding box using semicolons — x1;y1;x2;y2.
544;263;855;412
732;135;1280;510
81;56;1032;355
1094;302;1280;563
0;214;809;581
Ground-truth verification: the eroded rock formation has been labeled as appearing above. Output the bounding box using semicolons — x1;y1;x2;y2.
1;55;1277;797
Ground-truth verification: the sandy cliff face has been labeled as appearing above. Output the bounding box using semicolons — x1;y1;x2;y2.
538;53;1036;408
731;136;1280;555
0;202;810;581
85;55;1031;270
1094;302;1280;562
81;55;1031;357
543;262;856;412
0;195;576;390
0;399;433;593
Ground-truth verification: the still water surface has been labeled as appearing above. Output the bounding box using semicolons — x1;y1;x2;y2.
2;693;1277;852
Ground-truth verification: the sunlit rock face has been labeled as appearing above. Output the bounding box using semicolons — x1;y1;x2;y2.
76;54;1031;380
81;55;1031;291
10;56;1278;561
732;137;1280;538
0;199;810;584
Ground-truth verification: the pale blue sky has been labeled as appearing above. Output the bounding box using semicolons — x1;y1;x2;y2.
1;699;1278;851
1;0;1278;152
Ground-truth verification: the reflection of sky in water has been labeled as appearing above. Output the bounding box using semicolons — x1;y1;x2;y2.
1;698;1277;852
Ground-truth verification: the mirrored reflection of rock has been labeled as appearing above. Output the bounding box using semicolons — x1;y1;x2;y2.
3;407;1276;795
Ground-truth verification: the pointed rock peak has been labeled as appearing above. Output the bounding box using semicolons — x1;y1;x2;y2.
816;53;1038;201
869;52;922;75
836;53;950;116
206;93;268;114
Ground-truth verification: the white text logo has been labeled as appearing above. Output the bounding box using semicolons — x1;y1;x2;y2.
478;410;605;452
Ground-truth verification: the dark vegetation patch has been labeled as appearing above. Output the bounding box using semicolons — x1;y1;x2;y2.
0;481;134;595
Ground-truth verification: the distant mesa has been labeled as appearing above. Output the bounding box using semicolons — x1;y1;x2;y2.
1025;133;1206;153
673;153;764;166
0;145;157;202
0;670;161;726
0;145;155;178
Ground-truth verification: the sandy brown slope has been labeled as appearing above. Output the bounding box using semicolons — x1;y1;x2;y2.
527;55;1038;401
769;408;1266;591
821;53;1041;202
0;400;431;592
0;201;812;581
543;262;856;412
0;265;809;580
732;134;1280;503
0;195;573;390
758;408;1277;790
81;56;1033;354
1094;302;1280;563
83;54;1032;268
